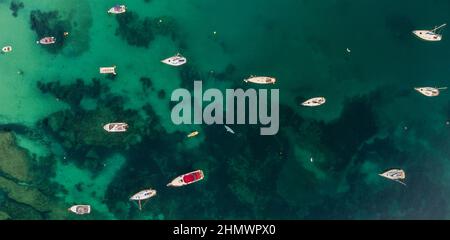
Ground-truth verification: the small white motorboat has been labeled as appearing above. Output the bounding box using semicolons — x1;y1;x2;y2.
161;53;187;66
187;131;199;138
130;188;157;210
413;23;446;42
167;170;204;187
103;123;128;132
379;169;406;186
99;66;117;75
301;97;326;107
244;76;276;84
108;5;126;14
1;46;12;53
224;125;235;134
68;205;91;215
37;37;56;45
415;87;446;97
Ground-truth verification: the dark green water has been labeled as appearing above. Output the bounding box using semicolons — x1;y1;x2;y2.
0;0;449;219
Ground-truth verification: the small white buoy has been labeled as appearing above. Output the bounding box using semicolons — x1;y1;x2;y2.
159;19;163;23
346;48;351;53
404;126;408;131
446;121;449;125
310;157;314;162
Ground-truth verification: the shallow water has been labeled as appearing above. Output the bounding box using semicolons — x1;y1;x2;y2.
0;0;449;219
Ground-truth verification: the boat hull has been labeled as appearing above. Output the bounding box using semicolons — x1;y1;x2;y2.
68;205;91;215
379;169;405;180
415;87;441;97
37;37;56;45
244;76;276;84
1;46;12;53
412;30;442;41
130;189;157;201
302;97;326;107
99;66;117;75
103;123;128;132
108;5;126;14
161;54;187;66
167;170;204;187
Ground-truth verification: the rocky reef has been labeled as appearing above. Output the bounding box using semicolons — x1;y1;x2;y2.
9;1;24;18
115;11;179;48
0;131;68;220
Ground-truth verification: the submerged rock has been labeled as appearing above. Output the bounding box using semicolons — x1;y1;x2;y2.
0;132;32;182
115;11;179;48
9;1;24;18
0;211;10;220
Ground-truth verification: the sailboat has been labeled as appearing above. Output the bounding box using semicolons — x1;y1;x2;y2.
129;188;157;210
415;87;447;97
413;23;447;41
379;169;406;186
301;97;326;107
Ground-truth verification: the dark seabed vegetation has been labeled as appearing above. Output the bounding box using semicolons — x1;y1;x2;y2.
0;0;449;219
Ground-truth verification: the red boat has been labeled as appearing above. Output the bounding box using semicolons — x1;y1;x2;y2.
37;37;56;45
167;170;204;187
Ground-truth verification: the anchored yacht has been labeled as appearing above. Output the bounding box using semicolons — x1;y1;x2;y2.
37;37;56;45
108;5;126;14
103;123;128;132
415;87;447;97
161;53;187;66
1;46;12;53
130;188;157;210
301;97;326;107
244;76;276;84
413;23;446;41
167;170;204;187
68;205;91;215
379;169;406;186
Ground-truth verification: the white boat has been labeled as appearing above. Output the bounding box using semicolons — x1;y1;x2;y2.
167;170;204;187
130;188;157;210
99;66;117;75
244;76;276;84
379;169;406;186
36;37;56;45
187;131;199;138
413;23;446;42
1;46;12;53
68;205;91;215
103;123;128;132
415;87;447;97
108;5;126;14
161;53;187;66
301;97;326;107
224;125;235;134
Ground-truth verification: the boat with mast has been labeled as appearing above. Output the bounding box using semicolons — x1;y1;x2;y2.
379;169;406;186
301;97;326;107
129;188;157;211
161;53;187;66
415;87;447;97
413;23;447;41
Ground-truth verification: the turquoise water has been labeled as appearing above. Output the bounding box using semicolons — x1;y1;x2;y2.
0;0;449;219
